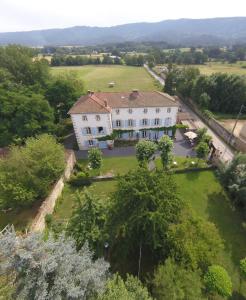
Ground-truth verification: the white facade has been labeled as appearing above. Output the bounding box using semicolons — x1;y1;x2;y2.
71;105;178;150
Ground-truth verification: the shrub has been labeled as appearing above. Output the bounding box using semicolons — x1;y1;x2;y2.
45;214;53;228
88;148;103;169
136;140;157;166
69;172;91;187
204;265;232;298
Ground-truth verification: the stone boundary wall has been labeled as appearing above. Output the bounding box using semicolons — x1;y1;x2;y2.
30;150;76;232
185;98;246;153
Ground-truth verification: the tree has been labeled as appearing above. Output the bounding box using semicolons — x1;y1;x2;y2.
106;168;184;273
46;72;84;120
220;154;246;208
204;265;232;298
196;127;212;145
0;134;65;208
67;189;106;254
240;257;246;279
88;148;103;169
0;230;109;300
158;135;173;169
0;87;54;147
195;141;209;160
136;140;157;166
152;258;203;300
167;212;224;271
99;274;152;300
199;92;211;109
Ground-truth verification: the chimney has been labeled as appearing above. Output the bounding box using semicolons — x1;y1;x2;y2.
104;100;108;107
87;90;94;96
131;89;139;98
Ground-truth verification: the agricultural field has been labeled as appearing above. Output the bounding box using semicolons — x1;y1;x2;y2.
154;61;246;76
218;119;246;139
51;65;161;92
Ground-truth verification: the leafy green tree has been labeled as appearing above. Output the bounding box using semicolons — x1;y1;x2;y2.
167;212;224;271
106;168;184;273
46;72;84;120
0;230;109;300
0;87;54;147
195;141;209;160
220;154;246;208
0;134;65;208
0;45;50;87
136;140;157;166
199;92;211;109
88;148;103;169
152;258;203;300
67;189;106;254
158;135;173;169
99;274;152;300
196;127;212;145
240;257;246;279
204;265;232;298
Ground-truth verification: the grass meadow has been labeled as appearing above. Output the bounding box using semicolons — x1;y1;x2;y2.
51;65;161;92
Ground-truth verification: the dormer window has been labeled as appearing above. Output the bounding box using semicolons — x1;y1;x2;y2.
82;115;88;121
96;115;100;121
116;109;120;115
156;108;160;113
143;108;148;114
167;108;171;113
128;108;133;114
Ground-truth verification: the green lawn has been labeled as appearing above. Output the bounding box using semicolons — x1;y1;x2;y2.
174;171;246;299
51;65;161;92
155;156;208;170
78;156;139;176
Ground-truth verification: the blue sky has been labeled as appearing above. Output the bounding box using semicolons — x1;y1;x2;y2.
0;0;245;32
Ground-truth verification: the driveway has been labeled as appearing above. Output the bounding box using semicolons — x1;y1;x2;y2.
69;129;195;159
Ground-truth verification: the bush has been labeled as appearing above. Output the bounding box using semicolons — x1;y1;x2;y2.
88;148;103;169
204;265;232;298
136;140;157;166
45;214;53;228
69;172;91;187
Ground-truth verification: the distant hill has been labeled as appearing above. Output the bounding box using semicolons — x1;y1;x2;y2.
0;17;246;47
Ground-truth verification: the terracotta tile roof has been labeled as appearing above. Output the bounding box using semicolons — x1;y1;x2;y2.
68;93;111;114
68;91;178;114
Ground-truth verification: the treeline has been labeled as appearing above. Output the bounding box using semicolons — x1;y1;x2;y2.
165;65;246;114
204;45;246;63
51;53;144;67
0;45;84;147
147;48;208;66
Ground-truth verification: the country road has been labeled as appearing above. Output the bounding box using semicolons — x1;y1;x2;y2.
144;64;234;163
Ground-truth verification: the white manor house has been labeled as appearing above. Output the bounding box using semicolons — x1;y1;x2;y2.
68;90;179;150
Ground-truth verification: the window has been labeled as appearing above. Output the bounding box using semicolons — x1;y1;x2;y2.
118;131;122;138
154;118;160;125
88;140;94;146
129;131;134;138
154;132;159;140
167;108;171;113
116;120;121;127
128;119;133;127
156;108;160;113
85;127;91;134
96;115;100;121
116;109;120;115
98;127;104;134
165;117;171;126
142;130;147;138
143;108;148;114
82;115;87;121
142;119;148;126
128;108;133;114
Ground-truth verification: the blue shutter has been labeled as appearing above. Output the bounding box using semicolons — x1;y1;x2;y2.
146;119;149;126
121;120;124;128
103;127;107;135
151;119;155;126
82;128;86;135
92;127;97;135
133;120;137;127
125;120;128;127
112;120;115;128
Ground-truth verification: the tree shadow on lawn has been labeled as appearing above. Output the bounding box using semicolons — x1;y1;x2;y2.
184;170;201;181
206;191;246;298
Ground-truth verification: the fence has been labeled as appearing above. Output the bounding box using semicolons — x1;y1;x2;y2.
185;98;246;153
30;150;76;232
